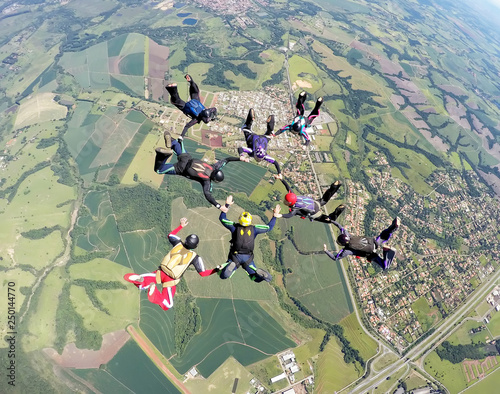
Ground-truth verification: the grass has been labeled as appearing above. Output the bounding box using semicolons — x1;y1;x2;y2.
315;337;360;393
424;350;468;394
486;310;500;337
282;238;353;324
372;352;400;372
447;320;489;345
69;269;139;335
22;266;64;352
405;370;428;392
248;356;288;392
288;54;322;94
185;357;254;394
14;230;64;271
466;367;500;394
340;312;378;361
14;93;68;129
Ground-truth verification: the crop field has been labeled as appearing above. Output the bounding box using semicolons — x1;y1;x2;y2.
169;198;276;300
14;92;67;129
214;150;268;196
66;0;116;18
282;239;352;324
22;266;64;352
466;367;500;394
315;338;360;393
340;313;378;361
168;298;294;377
140;299;176;360
185;357;253;394
288;54;322;94
424;351;468;393
284;215;334;253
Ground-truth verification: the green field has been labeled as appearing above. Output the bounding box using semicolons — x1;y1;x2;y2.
411;296;441;332
168;298;295;377
68;258;139;334
340;312;378;361
486;310;500;338
448;320;489;345
288;54;322;94
248;356;288;392
315;338;360;393
372;352;400;372
282;238;352;324
466;367;500;394
424;350;468;394
72;340;181;393
185;357;254;394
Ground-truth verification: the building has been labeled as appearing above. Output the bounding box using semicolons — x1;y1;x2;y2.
270;372;287;383
283;388;296;394
289;364;300;374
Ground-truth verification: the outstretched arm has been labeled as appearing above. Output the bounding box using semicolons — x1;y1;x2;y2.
168;218;188;246
201;180;221;208
192;256;219;276
219;197;236;231
323;244;353;261
273;124;290;137
264;155;281;174
181;118;199;138
213;155;247;171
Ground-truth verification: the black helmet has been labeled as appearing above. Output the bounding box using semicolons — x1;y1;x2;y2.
337;233;350;246
201;109;211;123
184;234;199;250
211;170;224;183
292;116;305;132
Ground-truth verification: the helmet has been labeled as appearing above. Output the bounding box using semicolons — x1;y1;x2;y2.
201;109;211;123
184;234;199;249
255;146;266;160
210;170;224;182
239;212;252;226
337;234;350;246
284;192;297;207
291;116;305;132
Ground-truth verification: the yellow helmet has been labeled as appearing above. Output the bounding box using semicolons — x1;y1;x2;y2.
239;212;252;227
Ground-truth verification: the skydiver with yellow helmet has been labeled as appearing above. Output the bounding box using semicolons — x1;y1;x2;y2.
218;195;282;282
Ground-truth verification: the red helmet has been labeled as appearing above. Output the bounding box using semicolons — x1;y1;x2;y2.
284;192;297;206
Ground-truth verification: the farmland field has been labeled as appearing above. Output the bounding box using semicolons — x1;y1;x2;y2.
424;350;468;394
340;312;378;361
14;92;68;129
282;239;353;324
168;298;295;377
315;338;360;393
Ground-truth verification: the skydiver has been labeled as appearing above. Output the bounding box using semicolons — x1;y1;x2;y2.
275;173;345;223
124;218;219;310
217;195;281;283
165;74;217;137
238;108;281;174
273;91;323;147
324;217;400;270
154;131;249;211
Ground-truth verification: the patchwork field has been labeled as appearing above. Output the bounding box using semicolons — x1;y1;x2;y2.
14;92;68;129
168;298;295;377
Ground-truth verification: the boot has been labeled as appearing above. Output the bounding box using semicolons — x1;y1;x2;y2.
163;130;172;150
329;204;346;221
244;108;255;130
266;114;275;135
382;247;397;270
254;268;272;283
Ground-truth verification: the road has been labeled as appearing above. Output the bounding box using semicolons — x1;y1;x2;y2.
349;266;500;394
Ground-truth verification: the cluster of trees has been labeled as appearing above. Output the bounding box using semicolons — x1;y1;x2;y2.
436;340;494;364
109;183;171;235
54;283;102;353
21;225;60;240
174;294;201;357
73;279;127;315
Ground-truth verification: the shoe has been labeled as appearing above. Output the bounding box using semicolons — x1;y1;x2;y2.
317;97;323;103
299;91;306;98
266;115;275;133
124;273;143;283
392;217;401;229
255;268;272;282
155;147;171;155
163;130;172;149
329;204;345;221
166;83;177;87
184;74;192;82
382;247;397;270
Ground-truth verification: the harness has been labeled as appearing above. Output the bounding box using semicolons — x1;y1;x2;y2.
157;243;197;285
348;236;376;256
183;99;205;119
251;135;268;157
189;160;213;179
291;195;317;219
